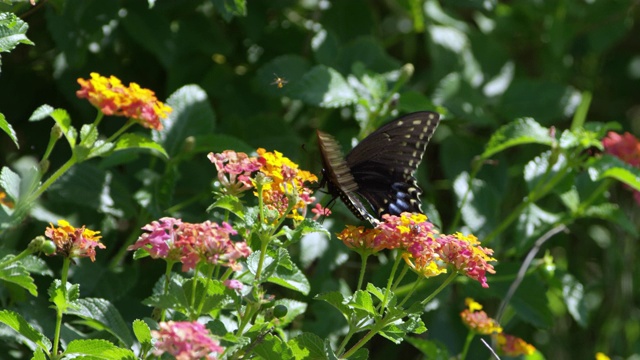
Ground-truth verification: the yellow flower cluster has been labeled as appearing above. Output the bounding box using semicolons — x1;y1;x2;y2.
77;72;172;130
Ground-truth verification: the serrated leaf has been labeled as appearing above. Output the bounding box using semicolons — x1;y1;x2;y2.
0;258;37;296
114;133;168;159
482;118;554;159
0;113;18;149
351;290;375;315
587;155;640;192
29;104;54;122
48;280;80;313
288;65;357;108
253;333;295;360
247;249;310;295
0;13;34;53
288;332;326;360
49;108;76;149
0;310;51;352
523;151;568;193
67;298;134;347
132;319;152;346
63;339;136;360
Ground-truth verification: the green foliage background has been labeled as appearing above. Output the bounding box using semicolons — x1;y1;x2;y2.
1;0;639;359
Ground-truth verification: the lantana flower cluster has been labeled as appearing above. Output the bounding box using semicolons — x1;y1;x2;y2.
209;149;322;222
602;131;640;204
152;321;224;360
45;220;105;261
256;148;319;221
460;298;535;357
207;151;263;195
76;72;172;130
337;212;496;287
128;217;250;272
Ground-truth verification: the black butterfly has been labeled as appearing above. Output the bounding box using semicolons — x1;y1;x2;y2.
317;111;440;224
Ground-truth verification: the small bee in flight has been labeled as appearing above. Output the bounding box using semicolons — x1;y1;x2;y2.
271;73;288;88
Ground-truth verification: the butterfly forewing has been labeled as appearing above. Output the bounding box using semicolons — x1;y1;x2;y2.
318;111;440;223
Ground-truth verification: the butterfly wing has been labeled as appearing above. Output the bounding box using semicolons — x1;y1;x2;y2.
317;130;379;223
345;111;440;218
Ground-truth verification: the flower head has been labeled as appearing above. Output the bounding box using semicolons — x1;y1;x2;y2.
129;218;251;272
76;72;172;130
256;148;318;222
595;352;611;360
460;298;502;335
337;225;383;253
45;220;105;261
152;321;223;360
208;151;262;195
311;203;331;221
437;232;496;288
223;279;243;291
494;333;536;356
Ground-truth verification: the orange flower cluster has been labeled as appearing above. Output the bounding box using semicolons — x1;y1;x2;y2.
460;298;536;357
256;148;318;222
338;213;496;287
44;220;105;261
76;72;172;130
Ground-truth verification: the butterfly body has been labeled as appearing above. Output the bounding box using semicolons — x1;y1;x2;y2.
317;111;440;223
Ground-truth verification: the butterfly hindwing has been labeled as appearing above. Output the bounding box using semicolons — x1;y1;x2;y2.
318;111;440;223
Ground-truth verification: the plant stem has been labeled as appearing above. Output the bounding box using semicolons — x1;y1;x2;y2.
460;332;475;360
420;271;457;307
357;253;369;290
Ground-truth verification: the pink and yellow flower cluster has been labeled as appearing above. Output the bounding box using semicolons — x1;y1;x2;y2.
128;217;250;272
152;321;223;360
337;213;496;287
76;72;172;130
45;220;105;261
208;150;262;195
460;298;535;357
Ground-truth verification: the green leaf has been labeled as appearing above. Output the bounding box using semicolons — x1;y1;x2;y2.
587;155;640;192
153;84;216;157
0;310;51;352
315;291;351;321
48;280;80;313
266;249;311;295
0;166;20;202
49;108;77;149
562;273;588;327
482;118;554;159
29;104;55;122
114;133;168;159
208;195;245;220
63;339;136;360
0;113;18;149
132;319;152;347
67;298;135;348
523;151;569;193
288;65;357;108
405;337;450;359
351;290;375;315
0;13;34;53
211;0;247;22
252;333;295;360
280;219;330;247
288;332;326;360
0;256;37;296
453;172;500;237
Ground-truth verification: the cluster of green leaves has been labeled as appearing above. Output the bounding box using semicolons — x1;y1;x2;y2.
1;0;639;359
